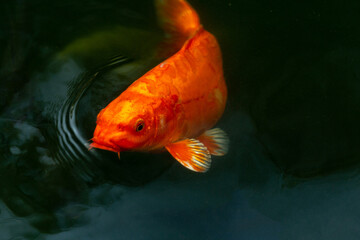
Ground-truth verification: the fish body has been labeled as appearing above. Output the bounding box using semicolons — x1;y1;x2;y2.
91;0;229;172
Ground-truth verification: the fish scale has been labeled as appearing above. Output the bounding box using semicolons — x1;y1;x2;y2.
90;0;229;172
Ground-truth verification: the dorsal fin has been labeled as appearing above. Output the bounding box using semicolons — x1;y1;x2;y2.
155;0;202;57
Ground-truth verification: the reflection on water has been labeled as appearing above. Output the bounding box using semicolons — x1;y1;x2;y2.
1;0;360;239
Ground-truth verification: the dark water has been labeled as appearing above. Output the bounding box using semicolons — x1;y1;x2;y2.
1;0;360;239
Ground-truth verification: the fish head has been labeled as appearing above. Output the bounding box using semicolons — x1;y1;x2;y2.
90;98;156;153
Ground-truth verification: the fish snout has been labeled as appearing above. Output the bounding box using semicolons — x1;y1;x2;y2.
91;126;122;152
90;137;121;152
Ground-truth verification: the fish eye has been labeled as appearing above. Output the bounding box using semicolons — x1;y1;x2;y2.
135;120;145;132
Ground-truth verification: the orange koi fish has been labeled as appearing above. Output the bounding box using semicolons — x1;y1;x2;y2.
90;0;228;172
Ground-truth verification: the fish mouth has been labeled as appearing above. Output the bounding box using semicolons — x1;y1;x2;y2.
89;141;120;153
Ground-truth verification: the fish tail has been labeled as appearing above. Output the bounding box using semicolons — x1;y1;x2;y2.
155;0;201;56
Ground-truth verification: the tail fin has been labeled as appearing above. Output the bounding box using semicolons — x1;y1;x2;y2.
155;0;202;57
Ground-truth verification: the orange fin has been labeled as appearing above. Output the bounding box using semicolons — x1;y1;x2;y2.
197;128;229;156
165;139;211;172
155;0;201;57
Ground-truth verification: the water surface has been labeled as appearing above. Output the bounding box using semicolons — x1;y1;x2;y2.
1;0;360;239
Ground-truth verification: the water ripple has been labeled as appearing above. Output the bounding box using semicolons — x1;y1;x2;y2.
53;56;172;185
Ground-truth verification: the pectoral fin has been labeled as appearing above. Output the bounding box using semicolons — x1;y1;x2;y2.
197;128;229;156
165;139;211;172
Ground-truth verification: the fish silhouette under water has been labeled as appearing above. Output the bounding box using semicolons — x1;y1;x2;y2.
90;0;228;172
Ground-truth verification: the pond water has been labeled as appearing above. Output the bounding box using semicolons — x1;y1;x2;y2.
1;0;360;239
